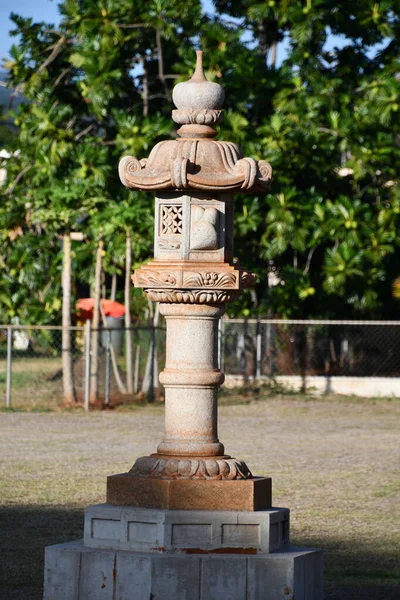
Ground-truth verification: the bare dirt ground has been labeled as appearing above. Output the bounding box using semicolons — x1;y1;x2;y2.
0;393;399;599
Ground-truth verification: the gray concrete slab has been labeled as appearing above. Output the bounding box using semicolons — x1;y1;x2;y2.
43;540;323;600
78;548;116;600
84;503;289;554
43;542;82;600
115;553;151;600
201;556;247;600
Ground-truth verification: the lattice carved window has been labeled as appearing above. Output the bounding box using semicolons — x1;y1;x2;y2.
161;205;183;234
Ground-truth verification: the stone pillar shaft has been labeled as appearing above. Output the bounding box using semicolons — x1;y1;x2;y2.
157;303;225;457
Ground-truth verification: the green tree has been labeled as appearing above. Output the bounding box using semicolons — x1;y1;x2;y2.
2;0;400;341
1;0;205;401
214;0;400;318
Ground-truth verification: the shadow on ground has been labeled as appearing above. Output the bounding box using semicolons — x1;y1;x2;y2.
0;506;398;600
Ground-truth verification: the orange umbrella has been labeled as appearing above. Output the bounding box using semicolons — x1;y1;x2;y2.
76;298;126;320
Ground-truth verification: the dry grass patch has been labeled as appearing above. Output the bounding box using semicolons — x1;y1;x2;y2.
0;393;399;599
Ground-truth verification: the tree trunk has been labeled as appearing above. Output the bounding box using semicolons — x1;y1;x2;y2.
257;20;268;65
125;230;134;394
110;272;117;301
270;41;277;67
101;269;106;300
156;28;172;102
90;237;103;403
62;232;76;404
142;58;149;117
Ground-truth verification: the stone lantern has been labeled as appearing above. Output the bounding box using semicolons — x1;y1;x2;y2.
44;52;323;600
110;50;272;500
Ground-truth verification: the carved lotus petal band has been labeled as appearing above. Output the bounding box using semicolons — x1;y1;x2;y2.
131;455;252;480
144;288;240;304
172;108;223;125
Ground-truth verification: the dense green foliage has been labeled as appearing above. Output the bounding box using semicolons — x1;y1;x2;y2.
1;0;399;322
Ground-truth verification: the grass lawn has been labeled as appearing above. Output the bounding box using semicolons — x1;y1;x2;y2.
0;390;399;599
0;357;64;410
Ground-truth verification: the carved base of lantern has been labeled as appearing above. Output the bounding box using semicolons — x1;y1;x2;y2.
107;473;272;511
133;261;255;291
130;454;252;480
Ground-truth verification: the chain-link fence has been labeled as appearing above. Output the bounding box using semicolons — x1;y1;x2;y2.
221;319;400;396
221;319;400;377
0;324;166;409
2;319;400;408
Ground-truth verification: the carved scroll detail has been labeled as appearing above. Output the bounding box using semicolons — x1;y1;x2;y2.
131;455;252;480
235;157;257;190
257;160;273;187
136;272;177;286
158;240;181;250
118;155;147;187
182;272;237;288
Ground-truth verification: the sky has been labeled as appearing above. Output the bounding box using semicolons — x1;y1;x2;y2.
0;0;61;62
0;0;355;68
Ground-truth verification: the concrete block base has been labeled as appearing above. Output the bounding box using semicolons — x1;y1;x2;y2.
44;540;323;600
83;504;289;554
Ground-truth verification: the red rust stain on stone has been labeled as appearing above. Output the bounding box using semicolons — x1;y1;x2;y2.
183;547;258;555
284;586;292;596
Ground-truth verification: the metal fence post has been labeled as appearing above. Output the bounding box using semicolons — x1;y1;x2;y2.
134;344;140;394
256;319;262;378
148;325;156;403
218;318;225;372
84;320;91;412
6;326;12;409
105;329;111;406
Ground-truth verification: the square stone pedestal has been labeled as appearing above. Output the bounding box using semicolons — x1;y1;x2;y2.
107;473;272;510
44;504;323;600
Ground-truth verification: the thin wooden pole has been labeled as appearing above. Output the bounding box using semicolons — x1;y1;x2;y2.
62;232;76;403
105;329;111;406
125;231;133;394
148;325;155;403
6;326;12;409
90;238;103;403
84;320;91;412
134;344;140;394
256;319;262;378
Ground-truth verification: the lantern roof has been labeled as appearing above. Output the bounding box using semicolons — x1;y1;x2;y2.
119;51;271;193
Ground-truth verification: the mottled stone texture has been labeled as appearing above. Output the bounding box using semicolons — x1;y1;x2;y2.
44;541;323;600
157;303;225;458
84;504;289;554
151;191;234;263
107;475;272;510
